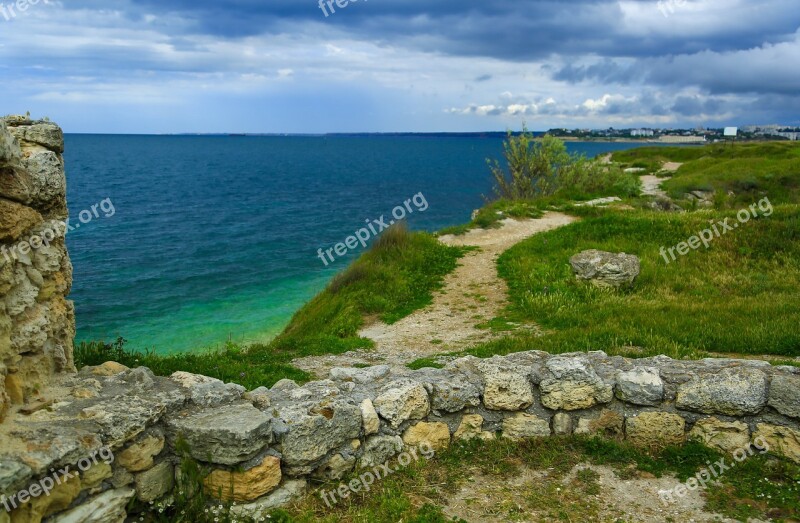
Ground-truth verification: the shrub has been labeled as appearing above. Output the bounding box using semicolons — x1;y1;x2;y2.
489;128;639;200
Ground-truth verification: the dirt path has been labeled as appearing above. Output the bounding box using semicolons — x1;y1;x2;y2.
641;162;682;199
640;175;668;198
292;212;577;378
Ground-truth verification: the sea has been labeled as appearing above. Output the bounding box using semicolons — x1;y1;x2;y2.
64;135;650;353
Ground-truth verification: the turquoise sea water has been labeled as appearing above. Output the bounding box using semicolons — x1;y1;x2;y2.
64;136;650;353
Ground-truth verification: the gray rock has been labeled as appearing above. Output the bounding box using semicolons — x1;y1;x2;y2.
374;382;430;427
359;436;403;468
245;386;271;409
553;412;573;435
51;487;135;523
111;466;134;488
278;400;361;474
615;367;664;406
0;121;21;170
431;375;481;413
768;374;800;419
313;453;356;480
676;367;768;416
230;479;307;519
169;371;245;407
74;368;186;447
478;362;534;411
271;379;299;392
540;357;613;411
569;250;641;289
134;461;174;503
0;458;32;497
330;365;391;384
167;403;272;465
8;122;64;153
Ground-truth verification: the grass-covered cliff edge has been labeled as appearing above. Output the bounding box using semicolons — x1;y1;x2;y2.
76;138;800;387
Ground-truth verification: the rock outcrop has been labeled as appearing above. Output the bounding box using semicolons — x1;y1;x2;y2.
0;116;74;423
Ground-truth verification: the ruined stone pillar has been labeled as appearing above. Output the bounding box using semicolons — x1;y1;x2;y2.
0;116;75;421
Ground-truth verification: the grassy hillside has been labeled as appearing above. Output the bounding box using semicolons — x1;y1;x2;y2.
465;205;800;361
613;142;800;205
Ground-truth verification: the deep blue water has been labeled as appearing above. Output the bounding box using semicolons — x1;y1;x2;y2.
64;136;649;353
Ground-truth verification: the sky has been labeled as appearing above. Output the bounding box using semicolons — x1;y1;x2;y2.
1;0;799;133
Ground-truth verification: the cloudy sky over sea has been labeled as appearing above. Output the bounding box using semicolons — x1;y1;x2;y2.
2;0;799;133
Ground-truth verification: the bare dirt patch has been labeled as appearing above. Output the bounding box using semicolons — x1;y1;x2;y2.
443;463;740;523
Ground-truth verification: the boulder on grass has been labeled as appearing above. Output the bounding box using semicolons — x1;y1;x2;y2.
569;250;640;289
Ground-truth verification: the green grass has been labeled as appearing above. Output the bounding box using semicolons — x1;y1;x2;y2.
462;205;800;360
267;436;799;522
612;142;800;205
270;223;467;353
75;224;467;388
437;198;546;235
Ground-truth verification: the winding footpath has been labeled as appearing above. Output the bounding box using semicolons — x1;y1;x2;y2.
292;212;577;378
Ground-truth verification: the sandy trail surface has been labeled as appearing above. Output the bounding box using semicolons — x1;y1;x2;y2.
292;212;577;378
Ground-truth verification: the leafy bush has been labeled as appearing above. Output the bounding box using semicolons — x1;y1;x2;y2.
489;129;639;201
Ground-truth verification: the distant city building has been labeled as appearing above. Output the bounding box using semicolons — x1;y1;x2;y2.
659;135;706;144
630;129;655;137
742;124;786;134
775;131;800;141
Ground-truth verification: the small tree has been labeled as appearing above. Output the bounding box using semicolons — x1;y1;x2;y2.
490;128;590;200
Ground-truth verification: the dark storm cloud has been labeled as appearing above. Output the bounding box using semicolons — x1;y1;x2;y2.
64;0;800;61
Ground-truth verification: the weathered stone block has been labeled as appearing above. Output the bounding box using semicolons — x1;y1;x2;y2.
553;412;573;435
615;367;663;406
167;403;272;466
279;400;361;473
230;480;307;521
203;455;282;503
117;432;165;472
502;413;551;440
134;461;174;503
9;473;80;523
360;398;380;435
626;412;685;449
688;417;750;454
402;422;451;451
540;357;613;411
169;371;245;407
50;487;135;523
374;382;430;427
359;435;403;468
479;363;533;411
768;375;800;419
676;367;768;416
754;423;800;463
453;414;494;441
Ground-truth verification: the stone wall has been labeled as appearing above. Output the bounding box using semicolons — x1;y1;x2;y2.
0;116;74;424
1;351;798;522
